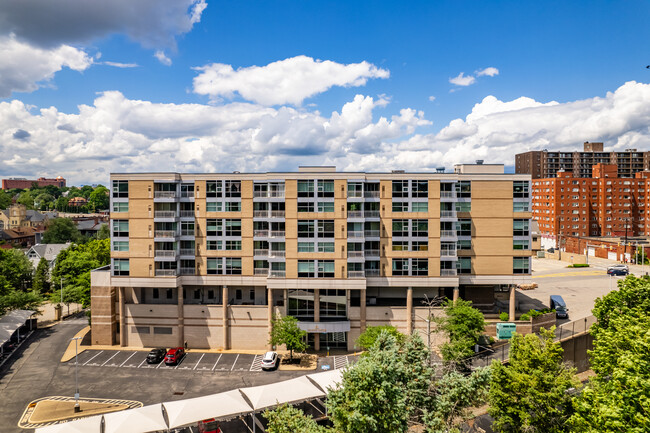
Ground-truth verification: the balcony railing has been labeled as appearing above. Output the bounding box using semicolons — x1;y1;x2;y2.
269;270;286;277
269;250;286;258
180;229;195;236
180;210;194;218
179;249;195;256
347;211;363;218
365;249;380;256
347;191;363;198
254;249;269;256
348;231;364;238
254;230;269;237
155;269;178;276
440;230;457;238
254;268;269;276
253;191;285;198
154;211;176;218
155;250;177;257
270;211;285;218
154;230;177;238
347;251;365;258
347;271;365;278
364;191;380;198
440;269;457;276
440;249;457;257
180;191;195;198
269;231;285;238
365;269;380;277
154;191;176;199
364;211;380;218
440;191;457;199
180;267;195;275
364;230;380;237
440;210;457;218
253;210;269;218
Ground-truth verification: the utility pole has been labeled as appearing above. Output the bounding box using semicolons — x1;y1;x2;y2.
72;336;82;412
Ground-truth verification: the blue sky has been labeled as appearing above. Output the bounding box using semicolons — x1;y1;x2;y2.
1;0;649;184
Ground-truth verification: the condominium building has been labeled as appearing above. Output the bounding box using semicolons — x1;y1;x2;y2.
532;163;650;249
516;142;650;179
91;165;532;351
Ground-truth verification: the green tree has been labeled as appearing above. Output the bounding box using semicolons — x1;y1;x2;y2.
570;276;650;432
435;299;486;362
0;289;42;315
356;325;405;350
634;247;648;265
0;248;33;290
88;186;109;211
264;404;328;433
33;257;51;294
269;315;308;361
17;190;34;209
42;218;83;244
33;192;54;210
0;189;11;209
488;328;578;433
97;223;110;240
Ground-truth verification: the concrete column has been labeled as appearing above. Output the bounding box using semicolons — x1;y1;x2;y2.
118;287;126;347
313;289;320;351
360;289;367;334
509;285;516;321
177;285;184;348
222;286;229;350
267;288;273;350
452;287;460;303
406;287;413;335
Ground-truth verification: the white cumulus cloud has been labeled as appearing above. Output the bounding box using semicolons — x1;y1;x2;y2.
103;61;139;68
154;50;172;66
449;72;476;87
0;34;92;97
476;67;499;77
192;55;390;106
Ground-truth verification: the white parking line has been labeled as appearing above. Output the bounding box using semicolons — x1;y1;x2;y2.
156;359;164;369
137;358;147;368
193;353;205;370
211;354;223;371
101;352;119;367
230;354;240;371
119;352;136;367
174;356;186;369
83;351;104;366
250;354;263;372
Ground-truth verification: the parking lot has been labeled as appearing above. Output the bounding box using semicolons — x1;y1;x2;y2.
70;350;270;372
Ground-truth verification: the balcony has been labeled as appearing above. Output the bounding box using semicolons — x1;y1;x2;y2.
179;249;195;256
269;250;286;258
347;271;365;278
269;231;285;238
253;210;268;218
347;251;365;258
155;250;177;257
254;249;269;256
253;191;285;198
347;211;363;218
364;211;380;218
154;230;177;238
154;211;176;218
180;229;195;237
270;210;285;218
347;191;363;198
440;249;457;257
155;269;178;277
180;267;195;275
254;229;269;237
364;230;380;237
440;269;457;276
348;231;364;238
440;191;457;199
365;269;380;277
180;210;194;218
364;191;380;198
440;230;457;239
269;270;286;278
440;210;457;219
154;191;176;199
254;268;269;276
180;191;195;198
365;249;380;257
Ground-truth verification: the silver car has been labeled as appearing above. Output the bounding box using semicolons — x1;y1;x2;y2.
261;351;279;370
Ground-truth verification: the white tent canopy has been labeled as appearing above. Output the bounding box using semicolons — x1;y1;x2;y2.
0;309;35;345
102;404;168;433
34;414;103;433
306;369;344;393
163;389;253;429
239;376;326;411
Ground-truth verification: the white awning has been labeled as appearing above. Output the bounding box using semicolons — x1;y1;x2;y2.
102;404;168;433
298;321;350;333
239;376;325;411
0;309;35;346
163;389;253;428
35;415;103;433
306;369;344;393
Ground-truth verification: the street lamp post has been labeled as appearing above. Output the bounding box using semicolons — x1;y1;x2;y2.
72;336;82;412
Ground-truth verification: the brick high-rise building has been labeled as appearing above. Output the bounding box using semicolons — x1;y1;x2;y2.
516;142;650;179
91;165;532;351
532;163;650;249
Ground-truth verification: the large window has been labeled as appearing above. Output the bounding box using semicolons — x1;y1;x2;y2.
457;239;471;250
298;260;315;277
392;202;408;212
317;202;334;212
298;221;315;237
318;220;335;238
412;180;428;198
112;220;129;238
456;219;471;236
225;219;241;236
206;219;221;236
288;289;314;318
225;202;241;212
392;259;409;275
412;220;428;237
513;219;530;236
298;180;314;197
318;242;335;252
112;180;128;198
513;202;530;212
112;202;128;212
298;202;314;212
455;202;471;212
207;258;221;274
513;181;529;198
456;181;471;198
298;242;315;252
113;258;129;276
513;257;530;274
412;258;428;275
113;241;129;251
225;258;242;274
457;257;472;274
392;241;408;251
392;180;409;198
513;239;530;250
392;219;409;237
224;180;241;198
320;289;346;317
317;180;335;198
317;260;335;277
225;240;241;250
412;202;429;212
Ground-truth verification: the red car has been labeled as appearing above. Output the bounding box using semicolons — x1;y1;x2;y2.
198;418;222;433
164;347;185;365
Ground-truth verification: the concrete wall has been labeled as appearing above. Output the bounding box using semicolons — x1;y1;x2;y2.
561;332;593;373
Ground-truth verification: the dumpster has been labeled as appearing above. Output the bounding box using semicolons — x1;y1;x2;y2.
496;323;516;340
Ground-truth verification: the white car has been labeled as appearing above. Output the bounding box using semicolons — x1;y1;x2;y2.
261;351;279;371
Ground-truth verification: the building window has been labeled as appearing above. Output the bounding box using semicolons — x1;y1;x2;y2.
207;240;222;250
318;242;335;253
298;221;315;237
297;180;315;197
412;241;428;251
207;258;221;274
166;289;173;299
392;219;409;237
225;240;241;250
412;220;428;237
225;258;242;275
298;260;315;277
225;202;241;212
456;219;471;236
513;239;530;250
456;181;471;198
457;257;471;274
514;257;530;274
457;239;471;250
412;181;428;198
317;260;335;277
513;202;530;212
206;219;222;236
112;220;129;238
206;181;220;197
513;219;530;236
392;259;409;275
113;258;129;276
153;288;159;298
112;201;129;212
225;219;242;236
112;180;128;198
317;202;334;212
206;202;221;212
392;180;409;198
235;290;242;300
298;202;315;212
317;220;335;238
412;202;429;212
392;202;409;212
224;180;241;198
113;241;129;251
513;181;529;198
412;258;428;275
455;202;471;212
317;180;335;198
392;241;408;251
298;242;315;252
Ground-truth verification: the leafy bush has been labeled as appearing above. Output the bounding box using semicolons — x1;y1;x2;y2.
499;312;509;321
567;263;590;268
519;313;531;321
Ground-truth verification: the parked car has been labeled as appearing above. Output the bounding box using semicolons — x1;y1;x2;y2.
607;264;629;276
146;348;166;364
261;351;279;371
198;418;222;433
550;295;569;319
164;347;185;365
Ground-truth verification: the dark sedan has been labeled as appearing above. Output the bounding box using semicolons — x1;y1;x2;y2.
607;265;629;276
146;347;167;364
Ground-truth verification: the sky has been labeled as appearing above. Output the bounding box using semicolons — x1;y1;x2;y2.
1;0;650;185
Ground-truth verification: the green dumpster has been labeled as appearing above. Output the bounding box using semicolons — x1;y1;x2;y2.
496;323;516;340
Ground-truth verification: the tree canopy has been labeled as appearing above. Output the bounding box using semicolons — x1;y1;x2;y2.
42;218;83;244
269;315;308;361
33;257;51;295
264;404;327;433
0;249;40;315
435;298;486;362
355;324;405;350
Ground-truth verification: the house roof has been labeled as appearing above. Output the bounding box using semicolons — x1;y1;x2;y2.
27;243;70;261
75;219;105;232
1;226;42;240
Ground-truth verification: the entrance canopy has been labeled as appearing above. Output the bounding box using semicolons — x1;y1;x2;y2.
298;321;350;333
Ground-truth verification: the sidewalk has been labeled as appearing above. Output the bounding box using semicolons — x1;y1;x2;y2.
541;253;650;276
37;301;83;327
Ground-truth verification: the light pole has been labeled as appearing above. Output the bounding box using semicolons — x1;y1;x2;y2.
71;336;82;412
